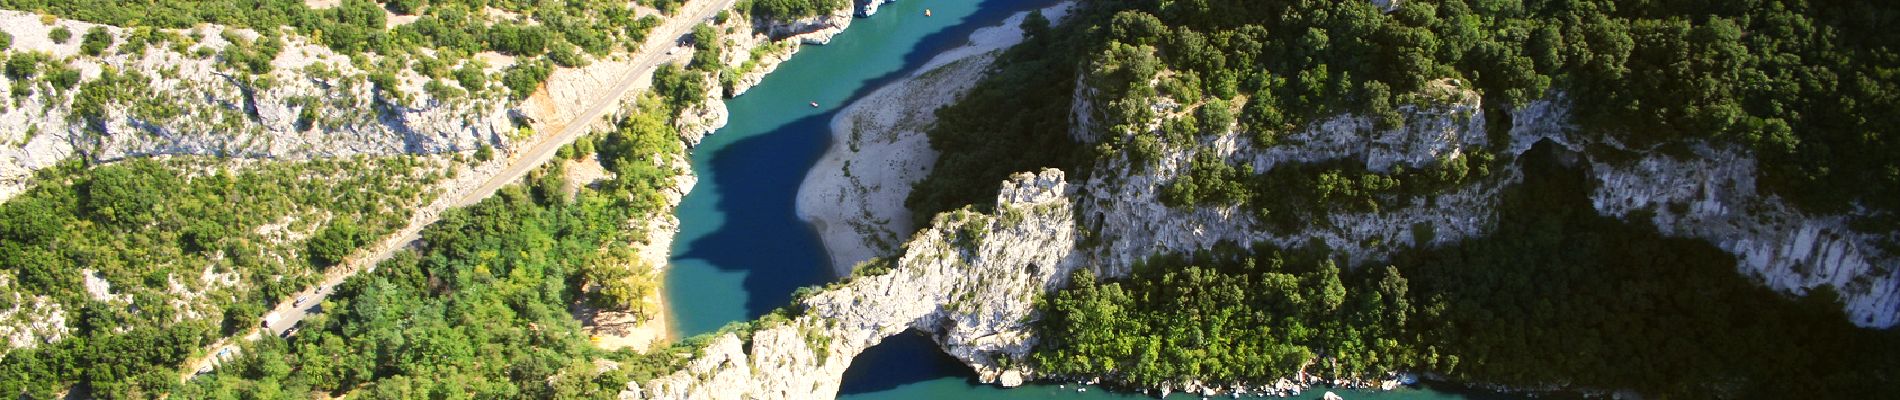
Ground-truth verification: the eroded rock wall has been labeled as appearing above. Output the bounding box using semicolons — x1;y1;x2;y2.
625;170;1076;399
1080;79;1510;274
1076;82;1899;327
0;10;513;202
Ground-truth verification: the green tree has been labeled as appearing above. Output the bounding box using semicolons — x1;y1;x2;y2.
79;27;111;56
306;219;366;269
48;26;71;44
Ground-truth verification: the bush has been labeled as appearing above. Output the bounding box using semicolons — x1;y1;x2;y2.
501;60;552;99
5;51;42;80
81;161;177;227
690;24;720;69
306;219;367;269
651;63;704;111
474;143;495;161
453;63;486;93
79;27;111;56
488;23;551;56
48;26;71;44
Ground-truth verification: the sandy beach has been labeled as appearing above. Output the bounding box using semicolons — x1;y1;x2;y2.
796;2;1076;276
580;154;695;352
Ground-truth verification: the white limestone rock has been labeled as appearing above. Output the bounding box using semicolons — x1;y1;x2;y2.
0;11;512;203
626;169;1077;399
857;0;900;17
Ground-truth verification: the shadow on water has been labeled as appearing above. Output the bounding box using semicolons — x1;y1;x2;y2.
837;330;977;395
673;0;1066;325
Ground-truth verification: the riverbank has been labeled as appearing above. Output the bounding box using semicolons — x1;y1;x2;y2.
581;0;893;351
578;153;694;352
797;1;1077;276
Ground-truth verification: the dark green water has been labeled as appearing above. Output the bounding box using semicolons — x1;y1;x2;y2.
664;1;1527;399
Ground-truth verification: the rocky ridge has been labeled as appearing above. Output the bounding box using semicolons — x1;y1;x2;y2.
1081;79;1509;274
1073;80;1898;328
624;169;1076;399
0;10;514;202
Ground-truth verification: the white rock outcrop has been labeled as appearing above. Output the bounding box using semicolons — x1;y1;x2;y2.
1075;81;1898;327
626;170;1076;399
1564;131;1900;327
1080;79;1509;274
0;275;67;354
0;11;513;202
856;0;901;17
799;1;1077;276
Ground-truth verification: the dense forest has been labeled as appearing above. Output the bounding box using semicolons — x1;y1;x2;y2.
914;0;1900;230
178;93;692;398
905;10;1089;224
0;1;741;395
0;0;848;107
0;157;436;397
897;0;1900;397
0;0;660;60
1036;144;1900;397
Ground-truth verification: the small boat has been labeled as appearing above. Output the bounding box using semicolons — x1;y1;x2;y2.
924;9;932;17
809;101;819;108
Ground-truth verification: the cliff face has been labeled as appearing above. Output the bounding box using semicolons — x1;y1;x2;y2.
0;10;513;202
1553;121;1900;328
1073;80;1898;328
621;4;1892;397
1079;79;1511;274
625;170;1076;399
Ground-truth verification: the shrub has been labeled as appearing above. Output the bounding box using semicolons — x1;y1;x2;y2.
306;219;367;269
79;27;112;56
48;26;71;44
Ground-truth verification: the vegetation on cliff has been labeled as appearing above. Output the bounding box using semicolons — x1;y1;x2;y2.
906;9;1089;225
1036;145;1900;397
1063;0;1898;221
2;0;668;103
0;157;437;397
894;0;1900;397
178;94;691;398
739;0;849;20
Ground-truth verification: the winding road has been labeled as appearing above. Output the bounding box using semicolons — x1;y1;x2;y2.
183;0;739;380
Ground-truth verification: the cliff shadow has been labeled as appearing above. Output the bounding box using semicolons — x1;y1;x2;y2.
836;330;980;395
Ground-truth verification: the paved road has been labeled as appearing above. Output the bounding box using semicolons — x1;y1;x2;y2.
183;0;738;380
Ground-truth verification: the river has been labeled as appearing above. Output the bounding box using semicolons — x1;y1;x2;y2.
664;1;1527;399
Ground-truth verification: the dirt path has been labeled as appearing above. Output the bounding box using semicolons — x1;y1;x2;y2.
180;0;737;381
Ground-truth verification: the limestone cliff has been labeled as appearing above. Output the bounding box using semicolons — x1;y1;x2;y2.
1079;79;1509;274
1073;83;1898;328
624;170;1075;399
618;0;1895;397
0;10;513;202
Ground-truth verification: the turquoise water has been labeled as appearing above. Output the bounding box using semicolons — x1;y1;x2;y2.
664;0;1059;339
663;0;1528;398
